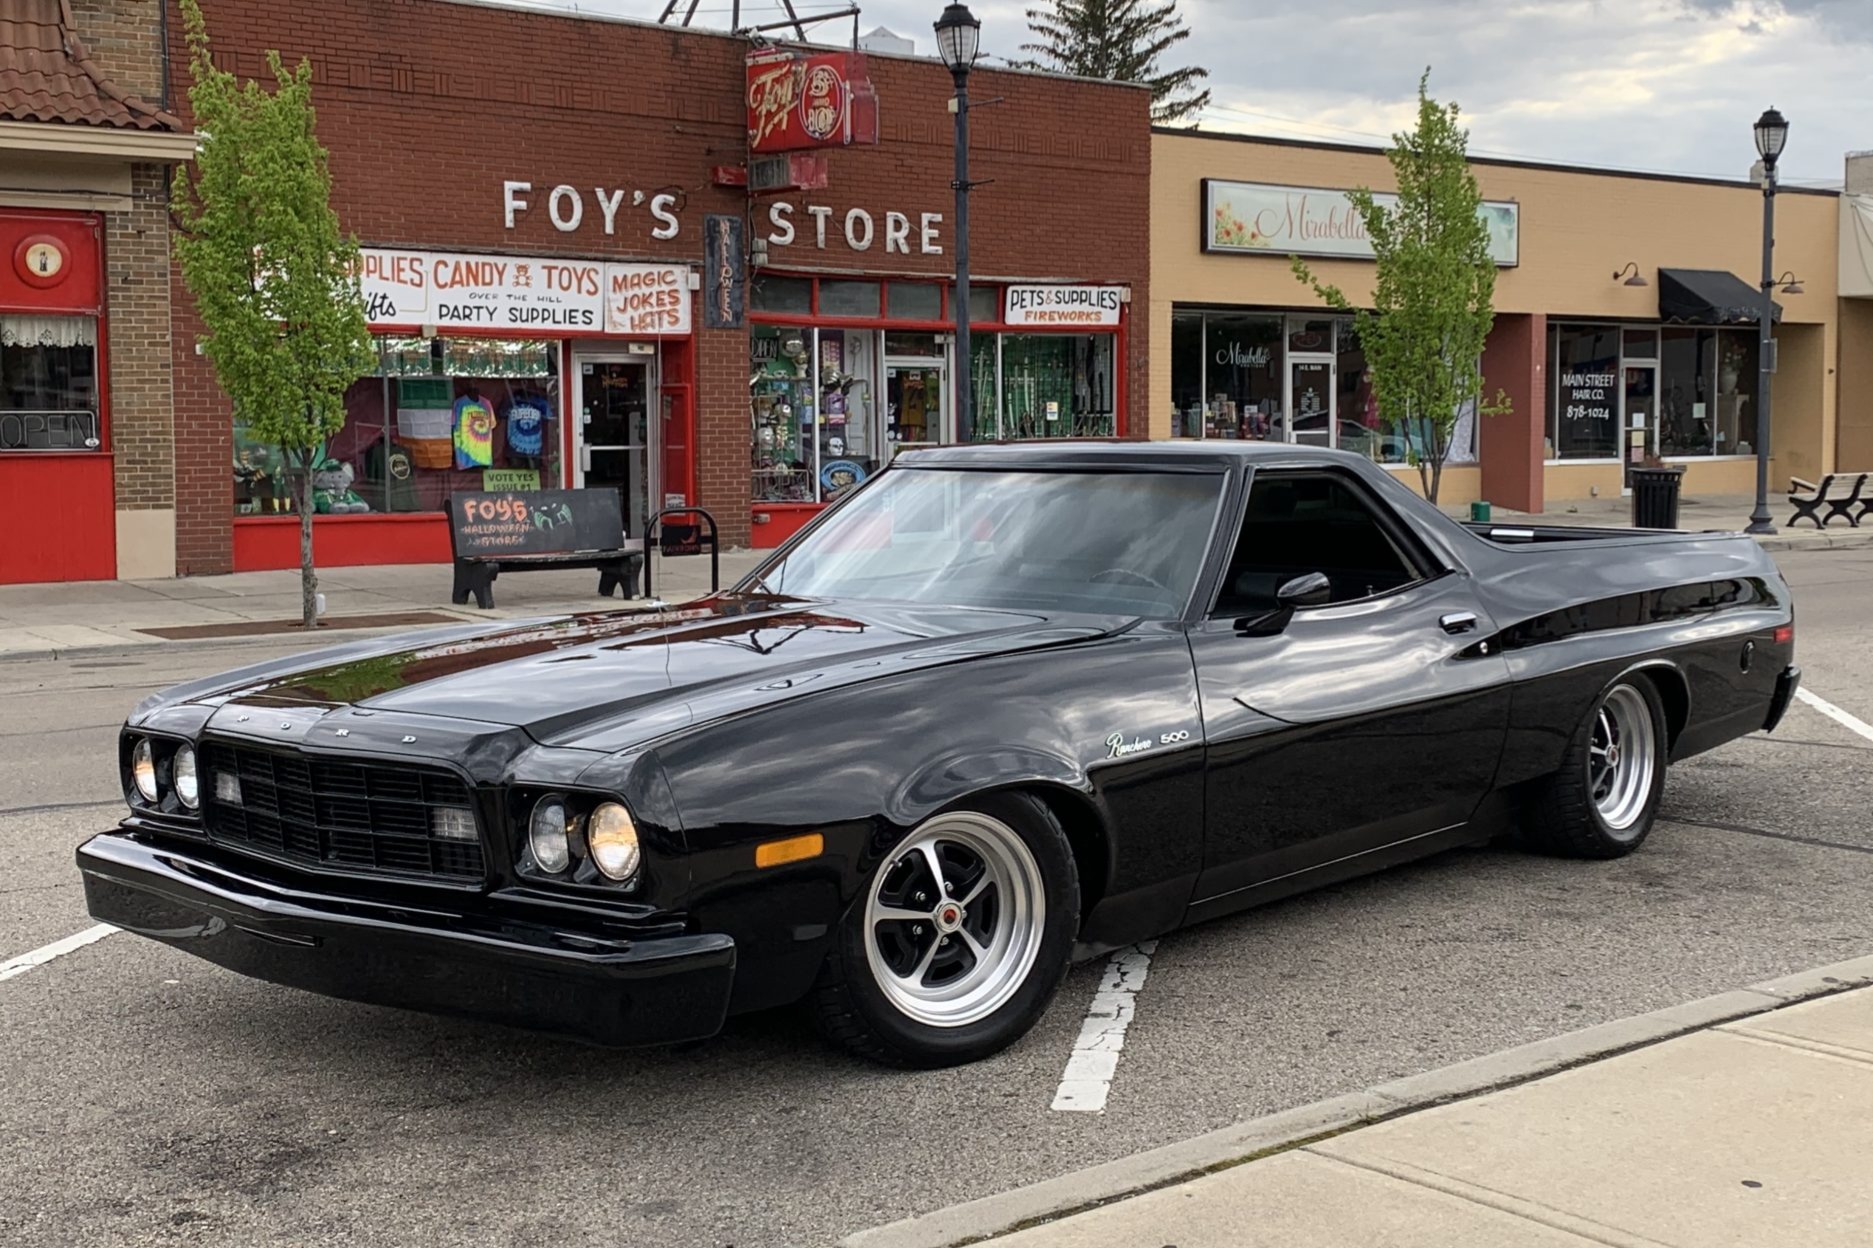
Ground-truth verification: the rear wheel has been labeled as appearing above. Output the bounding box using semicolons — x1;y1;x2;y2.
813;793;1078;1067
1523;676;1668;858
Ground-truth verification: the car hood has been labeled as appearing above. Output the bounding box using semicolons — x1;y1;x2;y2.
187;593;1123;752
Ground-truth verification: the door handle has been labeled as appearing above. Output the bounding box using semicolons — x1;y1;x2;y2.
1439;611;1479;635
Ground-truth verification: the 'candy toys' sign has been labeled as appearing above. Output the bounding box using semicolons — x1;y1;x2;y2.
360;248;691;336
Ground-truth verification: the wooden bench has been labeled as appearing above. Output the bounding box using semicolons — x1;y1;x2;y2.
446;489;645;610
1787;474;1871;529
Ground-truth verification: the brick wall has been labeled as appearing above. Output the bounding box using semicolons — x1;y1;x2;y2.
168;0;1151;562
70;0;169;104
105;163;176;514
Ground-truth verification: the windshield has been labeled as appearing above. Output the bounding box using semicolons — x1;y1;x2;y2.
749;467;1225;615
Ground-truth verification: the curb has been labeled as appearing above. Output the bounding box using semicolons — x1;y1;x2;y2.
0;616;511;666
838;952;1873;1248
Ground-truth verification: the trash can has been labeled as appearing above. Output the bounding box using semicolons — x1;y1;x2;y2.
1469;500;1492;523
1630;466;1685;529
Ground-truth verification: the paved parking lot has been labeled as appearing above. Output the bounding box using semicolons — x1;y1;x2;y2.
2;547;1869;1247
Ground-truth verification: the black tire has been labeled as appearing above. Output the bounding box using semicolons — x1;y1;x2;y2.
1523;674;1669;859
812;792;1080;1068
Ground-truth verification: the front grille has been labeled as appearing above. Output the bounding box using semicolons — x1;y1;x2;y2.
199;740;485;883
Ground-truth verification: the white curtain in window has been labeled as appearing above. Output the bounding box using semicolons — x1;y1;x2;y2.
0;315;98;349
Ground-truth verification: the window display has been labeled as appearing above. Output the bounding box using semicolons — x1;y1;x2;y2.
998;334;1115;438
1;314;99;451
233;337;560;516
1659;327;1758;457
1169;311;1286;441
1548;324;1622;460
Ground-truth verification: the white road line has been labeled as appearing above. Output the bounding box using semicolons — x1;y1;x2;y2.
0;924;117;984
1050;940;1157;1113
1794;687;1873;744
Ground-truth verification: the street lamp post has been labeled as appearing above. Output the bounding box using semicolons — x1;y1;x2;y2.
934;2;982;443
1746;106;1788;535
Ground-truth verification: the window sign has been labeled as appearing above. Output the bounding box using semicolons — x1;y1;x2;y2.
1002;285;1125;327
1204;180;1519;266
359;248;692;336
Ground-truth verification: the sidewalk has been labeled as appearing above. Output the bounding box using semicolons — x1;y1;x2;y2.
1440;490;1873;552
0;550;766;661
854;970;1873;1248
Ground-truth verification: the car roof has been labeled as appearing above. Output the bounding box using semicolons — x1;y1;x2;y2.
898;440;1363;472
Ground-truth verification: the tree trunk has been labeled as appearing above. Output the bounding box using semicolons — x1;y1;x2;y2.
294;449;318;629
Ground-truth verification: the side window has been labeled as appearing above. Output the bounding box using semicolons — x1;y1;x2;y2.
1211;471;1428;616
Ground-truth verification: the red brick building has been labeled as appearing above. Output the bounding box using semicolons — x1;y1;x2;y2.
163;0;1152;573
1;0;193;584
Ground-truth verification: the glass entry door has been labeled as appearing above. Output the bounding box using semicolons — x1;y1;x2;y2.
576;358;654;536
883;357;948;460
1621;362;1657;492
1288;358;1336;447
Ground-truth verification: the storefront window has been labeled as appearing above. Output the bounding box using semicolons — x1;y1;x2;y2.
751;324;816;504
820;280;881;318
1333;324;1390;462
1170;311;1204;438
1;314;99;451
1549;324;1622;459
887;282;942;321
817;327;879;493
1203;313;1284;440
751;274;812;315
233;337;559;516
998;334;1116;438
969;334;998;439
1660;327;1758;457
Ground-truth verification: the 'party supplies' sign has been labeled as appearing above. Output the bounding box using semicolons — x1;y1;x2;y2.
361;249;691;335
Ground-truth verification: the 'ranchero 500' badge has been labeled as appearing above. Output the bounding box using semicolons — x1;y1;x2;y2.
1106;732;1152;758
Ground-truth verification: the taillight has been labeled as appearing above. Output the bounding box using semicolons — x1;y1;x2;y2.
1773;624;1793;645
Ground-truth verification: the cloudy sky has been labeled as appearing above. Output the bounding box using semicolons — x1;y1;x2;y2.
506;0;1866;185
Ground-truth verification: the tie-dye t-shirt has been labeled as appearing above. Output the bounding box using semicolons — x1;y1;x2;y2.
453;395;496;469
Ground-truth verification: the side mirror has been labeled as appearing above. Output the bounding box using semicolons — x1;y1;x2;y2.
1236;571;1331;637
1276;571;1332;609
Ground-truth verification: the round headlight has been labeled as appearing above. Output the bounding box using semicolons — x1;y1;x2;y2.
173;745;200;810
587;802;641;882
130;738;159;803
528;797;570;874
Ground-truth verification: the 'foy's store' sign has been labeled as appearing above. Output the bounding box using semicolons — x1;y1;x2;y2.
360;248;693;336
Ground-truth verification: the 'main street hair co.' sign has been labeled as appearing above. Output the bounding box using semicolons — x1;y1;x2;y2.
1203;179;1520;267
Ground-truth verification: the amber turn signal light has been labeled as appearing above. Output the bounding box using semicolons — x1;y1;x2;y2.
755;833;824;868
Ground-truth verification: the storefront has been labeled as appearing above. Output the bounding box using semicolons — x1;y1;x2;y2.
1;0;190;585
1153;132;1847;510
166;0;1152;572
227;246;695;571
748;273;1128;544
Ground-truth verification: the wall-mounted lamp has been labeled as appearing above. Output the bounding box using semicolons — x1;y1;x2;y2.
1612;262;1648;288
1775;271;1804;295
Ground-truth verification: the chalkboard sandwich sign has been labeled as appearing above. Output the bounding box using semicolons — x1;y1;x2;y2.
446;489;644;608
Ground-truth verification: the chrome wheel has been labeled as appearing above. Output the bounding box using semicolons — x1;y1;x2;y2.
1589;685;1657;833
863;812;1046;1029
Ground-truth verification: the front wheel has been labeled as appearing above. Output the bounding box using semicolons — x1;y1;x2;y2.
1523;676;1668;858
812;793;1079;1067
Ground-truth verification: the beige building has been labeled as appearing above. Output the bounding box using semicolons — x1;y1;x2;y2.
1150;130;1864;513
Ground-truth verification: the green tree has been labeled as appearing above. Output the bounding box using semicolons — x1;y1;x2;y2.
1292;70;1509;503
1015;0;1210;125
172;0;373;626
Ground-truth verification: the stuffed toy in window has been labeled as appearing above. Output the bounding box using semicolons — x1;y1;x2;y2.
311;458;372;514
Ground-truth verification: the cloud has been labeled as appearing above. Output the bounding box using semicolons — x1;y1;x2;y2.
498;0;1866;183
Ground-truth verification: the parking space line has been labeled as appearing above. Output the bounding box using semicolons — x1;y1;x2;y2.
1795;687;1873;744
0;924;117;984
1050;940;1157;1113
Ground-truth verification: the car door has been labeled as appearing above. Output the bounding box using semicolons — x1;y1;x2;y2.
1188;467;1511;912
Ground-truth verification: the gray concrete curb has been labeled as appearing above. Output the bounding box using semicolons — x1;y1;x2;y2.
0;617;502;665
838;952;1873;1248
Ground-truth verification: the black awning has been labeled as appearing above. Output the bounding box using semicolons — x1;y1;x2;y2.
1658;268;1781;325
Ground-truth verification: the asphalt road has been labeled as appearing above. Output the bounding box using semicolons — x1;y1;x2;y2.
2;547;1870;1247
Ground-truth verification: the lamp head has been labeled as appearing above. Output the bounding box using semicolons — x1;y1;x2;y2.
934;3;982;75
